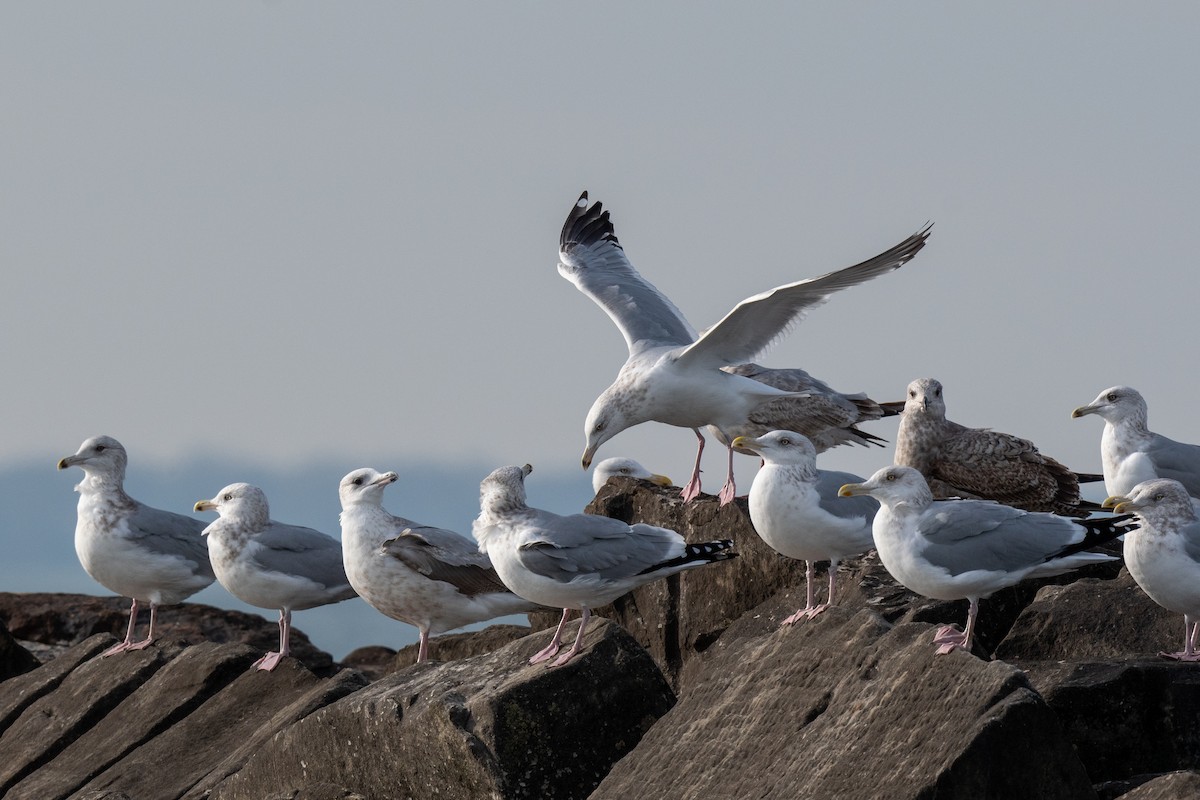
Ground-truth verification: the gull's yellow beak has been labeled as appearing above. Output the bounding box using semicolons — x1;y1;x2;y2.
649;473;672;487
839;482;867;498
194;499;216;513
1102;495;1133;515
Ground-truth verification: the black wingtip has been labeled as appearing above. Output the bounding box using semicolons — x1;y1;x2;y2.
560;191;623;252
1046;513;1138;561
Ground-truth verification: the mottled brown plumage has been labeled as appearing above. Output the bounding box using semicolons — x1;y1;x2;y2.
894;378;1090;516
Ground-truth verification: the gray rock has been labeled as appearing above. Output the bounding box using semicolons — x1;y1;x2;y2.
1111;770;1200;799
209;619;674;800
593;593;1096;800
0;618;39;682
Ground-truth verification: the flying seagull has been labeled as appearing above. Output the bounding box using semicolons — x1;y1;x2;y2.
195;483;357;671
1104;479;1200;661
338;468;537;663
58;435;214;657
839;466;1131;655
474;463;736;667
896;378;1097;516
733;431;876;624
1073;385;1200;503
559;191;931;505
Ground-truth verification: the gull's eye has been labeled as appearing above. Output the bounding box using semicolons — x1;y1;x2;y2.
934;387;941;397
620;468;631;475
1107;393;1117;402
352;477;364;486
779;437;792;446
223;493;232;501
886;472;896;482
1154;493;1164;501
908;389;916;398
94;445;106;453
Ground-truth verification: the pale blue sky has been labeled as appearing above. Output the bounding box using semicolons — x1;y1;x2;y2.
2;4;1198;657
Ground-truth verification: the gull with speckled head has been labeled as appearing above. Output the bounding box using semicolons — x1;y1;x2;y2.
839;466;1132;655
58;435;215;657
474;464;736;667
559;191;931;505
1104;479;1200;661
1073;386;1200;505
732;431;876;624
591;457;671;495
339;468;537;663
195;483;357;671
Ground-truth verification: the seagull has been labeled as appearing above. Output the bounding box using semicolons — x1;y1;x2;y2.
1103;479;1200;661
473;464;736;667
194;483;357;671
838;466;1131;655
57;435;214;657
338;468;537;663
1073;386;1200;503
559;191;931;505
712;363;898;456
591;457;672;495
896;378;1096;515
732;431;876;624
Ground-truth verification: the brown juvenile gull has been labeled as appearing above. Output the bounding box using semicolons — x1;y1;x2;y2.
733;431;877;624
195;483;357;671
1073;385;1200;503
590;457;672;495
1104;479;1200;660
57;435;214;656
895;377;1096;516
474;464;736;667
559;191;931;506
839;466;1132;655
711;363;898;456
338;468;538;662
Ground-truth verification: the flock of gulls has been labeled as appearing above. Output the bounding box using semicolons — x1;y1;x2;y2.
55;192;1200;673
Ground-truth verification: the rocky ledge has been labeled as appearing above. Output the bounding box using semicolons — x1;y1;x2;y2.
1;477;1198;799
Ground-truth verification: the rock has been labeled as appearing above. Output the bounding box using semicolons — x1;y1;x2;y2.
1020;660;1200;785
995;571;1179;661
592;591;1096;800
209;618;675;800
1110;770;1200;799
338;645;396;681
0;592;336;675
0;634;114;735
0;619;39;681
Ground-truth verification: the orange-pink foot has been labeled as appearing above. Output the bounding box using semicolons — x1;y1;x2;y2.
253;652;286;671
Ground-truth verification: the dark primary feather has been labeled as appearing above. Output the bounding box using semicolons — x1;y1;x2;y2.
381;528;515;598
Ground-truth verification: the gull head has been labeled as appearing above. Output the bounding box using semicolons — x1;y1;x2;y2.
731;430;817;468
194;483;270;528
1102;478;1197;529
592;457;671;494
582;388;637;469
57;435;128;479
839;465;933;510
338;468;398;510
904;378;945;417
1072;385;1147;424
479;463;533;515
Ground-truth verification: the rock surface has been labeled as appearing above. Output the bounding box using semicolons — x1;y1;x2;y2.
0;619;38;681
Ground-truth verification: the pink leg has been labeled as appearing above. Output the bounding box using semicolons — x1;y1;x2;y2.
530;609;572;664
1160;614;1200;662
102;598;142;657
717;442;737;506
934;598;978;655
253;608;291;671
782;561;820;626
416;626;430;663
550;608;591;667
680;429;706;502
124;603;158;651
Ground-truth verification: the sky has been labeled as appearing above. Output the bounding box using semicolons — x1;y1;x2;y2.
2;4;1198;658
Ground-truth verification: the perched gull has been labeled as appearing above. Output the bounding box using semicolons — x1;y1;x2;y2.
1104;479;1200;661
732;431;876;624
474;464;736;666
57;435;214;656
1073;386;1200;502
591;457;671;495
194;483;357;671
712;363;898;456
559;191;931;505
338;468;537;663
895;378;1096;516
838;466;1131;655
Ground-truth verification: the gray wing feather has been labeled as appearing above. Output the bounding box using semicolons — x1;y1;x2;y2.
815;470;877;522
517;509;683;583
382;528;514;597
1148;435;1200;497
677;225;931;369
252;522;352;592
1176;519;1200;564
558;194;698;355
918;501;1081;577
128;503;214;578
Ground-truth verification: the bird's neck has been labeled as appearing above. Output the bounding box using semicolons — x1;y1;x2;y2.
76;472;132;504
